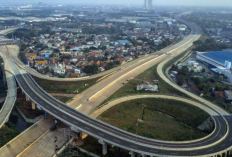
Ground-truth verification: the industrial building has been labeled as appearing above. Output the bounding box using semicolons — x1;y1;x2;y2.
196;51;232;69
197;51;232;83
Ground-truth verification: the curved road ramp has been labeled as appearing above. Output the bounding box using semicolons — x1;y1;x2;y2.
0;50;17;129
0;73;17;128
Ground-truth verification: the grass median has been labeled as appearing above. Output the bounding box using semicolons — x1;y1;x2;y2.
98;98;210;141
33;76;99;94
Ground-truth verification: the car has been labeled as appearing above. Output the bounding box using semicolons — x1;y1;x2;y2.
50;125;57;131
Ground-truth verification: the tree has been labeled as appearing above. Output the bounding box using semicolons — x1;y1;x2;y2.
44;66;50;74
177;79;183;86
195;77;202;86
178;66;189;75
65;46;71;51
53;49;60;53
83;64;98;74
82;48;90;53
104;52;109;57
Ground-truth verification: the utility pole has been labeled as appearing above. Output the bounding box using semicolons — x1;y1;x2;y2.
141;103;146;120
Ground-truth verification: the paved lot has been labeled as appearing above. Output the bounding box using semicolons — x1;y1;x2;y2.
0;118;54;157
20;128;67;157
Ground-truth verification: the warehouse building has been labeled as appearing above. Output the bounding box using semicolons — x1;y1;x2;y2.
196;51;232;69
197;51;232;83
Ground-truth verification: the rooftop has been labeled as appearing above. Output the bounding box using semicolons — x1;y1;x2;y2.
201;51;232;65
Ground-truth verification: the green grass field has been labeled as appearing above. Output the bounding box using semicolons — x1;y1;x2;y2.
33;77;99;94
98;98;210;141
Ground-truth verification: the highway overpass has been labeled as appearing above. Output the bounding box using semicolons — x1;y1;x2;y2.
1;18;232;156
0;48;17;129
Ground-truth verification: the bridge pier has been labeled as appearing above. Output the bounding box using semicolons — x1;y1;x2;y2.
32;102;36;110
70;126;88;139
130;151;136;157
25;95;30;101
98;139;107;155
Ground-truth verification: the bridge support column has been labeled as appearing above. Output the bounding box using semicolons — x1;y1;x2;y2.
70;126;88;139
98;139;107;155
32;102;36;110
130;151;136;157
25;95;30;101
78;131;88;139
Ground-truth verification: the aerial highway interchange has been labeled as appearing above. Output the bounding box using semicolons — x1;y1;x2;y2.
0;17;232;157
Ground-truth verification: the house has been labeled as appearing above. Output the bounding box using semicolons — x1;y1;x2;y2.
225;90;232;100
191;86;203;97
214;91;225;102
117;40;129;45
69;73;80;78
88;60;95;66
116;56;126;65
74;69;81;74
35;59;47;65
53;63;65;75
137;82;158;92
25;53;37;61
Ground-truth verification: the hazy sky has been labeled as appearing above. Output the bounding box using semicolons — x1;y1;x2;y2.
2;0;232;6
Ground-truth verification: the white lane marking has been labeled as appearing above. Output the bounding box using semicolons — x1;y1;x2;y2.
150;149;157;153
221;144;225;147
113;139;120;143
85;127;90;130
190;153;197;155
130;145;138;149
72;121;78;124
230;138;232;141
98;133;104;137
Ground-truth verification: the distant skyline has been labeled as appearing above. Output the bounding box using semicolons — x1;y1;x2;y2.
1;0;232;7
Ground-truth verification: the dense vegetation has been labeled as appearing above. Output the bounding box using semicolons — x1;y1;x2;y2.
193;38;228;52
7;28;53;40
33;76;99;94
0;121;20;147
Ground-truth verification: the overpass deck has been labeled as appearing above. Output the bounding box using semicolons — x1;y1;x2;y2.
0;48;17;129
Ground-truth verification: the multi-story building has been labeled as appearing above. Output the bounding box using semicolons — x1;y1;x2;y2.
143;0;148;9
148;0;153;9
143;0;153;9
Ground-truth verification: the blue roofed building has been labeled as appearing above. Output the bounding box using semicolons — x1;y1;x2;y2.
196;51;232;69
117;40;129;45
197;51;232;83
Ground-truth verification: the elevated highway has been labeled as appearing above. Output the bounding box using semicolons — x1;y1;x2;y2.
13;56;232;157
0;47;17;129
1;18;232;156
